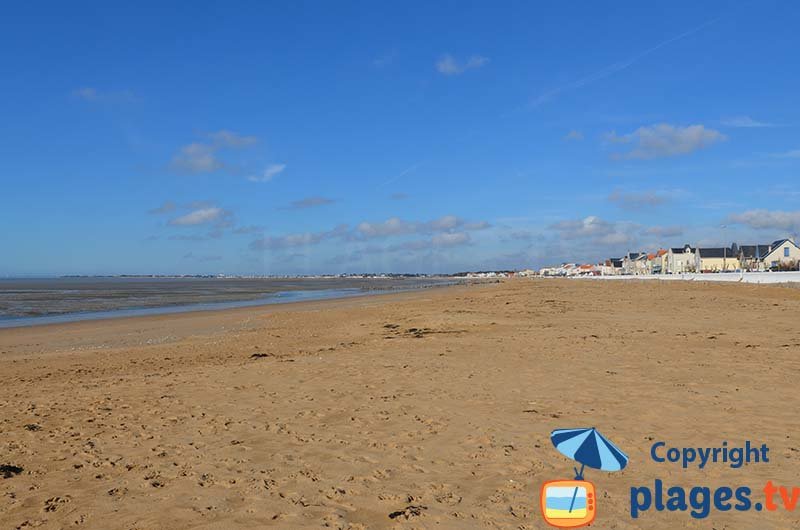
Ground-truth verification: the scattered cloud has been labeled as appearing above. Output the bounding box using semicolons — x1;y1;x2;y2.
644;225;685;238
727;209;800;232
168;207;227;226
287;196;335;210
507;230;539;242
436;54;489;75
605;124;726;160
148;201;177;215
432;232;471;247
389;232;472;252
249;225;349;251
769;149;800;159
248;163;286;182
207;130;258;148
720;116;775;128
171;143;223;173
356;218;415;238
171;130;258;174
232;225;264;235
72;87;137;103
73;87;99;101
356;215;486;239
608;190;669;210
249;215;489;253
549;216;636;246
564;130;584;141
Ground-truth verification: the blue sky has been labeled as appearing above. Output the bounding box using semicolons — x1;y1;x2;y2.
2;1;800;275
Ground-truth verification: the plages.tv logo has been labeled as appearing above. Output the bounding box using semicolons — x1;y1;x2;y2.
540;427;629;528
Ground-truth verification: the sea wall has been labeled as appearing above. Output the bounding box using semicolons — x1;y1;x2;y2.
584;271;800;284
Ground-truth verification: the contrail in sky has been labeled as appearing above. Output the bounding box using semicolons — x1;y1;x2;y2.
529;16;721;108
379;161;423;188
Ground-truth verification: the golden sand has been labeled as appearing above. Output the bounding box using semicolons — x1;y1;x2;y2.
2;279;800;529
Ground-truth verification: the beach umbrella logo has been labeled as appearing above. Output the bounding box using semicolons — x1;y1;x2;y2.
540;427;629;528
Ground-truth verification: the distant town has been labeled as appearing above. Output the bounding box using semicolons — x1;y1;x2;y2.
538;237;800;277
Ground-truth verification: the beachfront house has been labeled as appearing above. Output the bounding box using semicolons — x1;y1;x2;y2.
666;245;696;274
758;239;800;270
646;249;668;274
736;239;800;271
738;244;773;271
602;258;623;275
696;247;740;272
622;252;648;275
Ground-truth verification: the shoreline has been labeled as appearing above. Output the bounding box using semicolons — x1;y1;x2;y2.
0;280;466;330
0;282;474;358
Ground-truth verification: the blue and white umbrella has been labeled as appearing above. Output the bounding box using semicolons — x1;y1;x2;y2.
551;427;628;478
549;427;628;514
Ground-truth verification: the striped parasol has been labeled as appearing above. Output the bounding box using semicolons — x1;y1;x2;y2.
550;427;628;478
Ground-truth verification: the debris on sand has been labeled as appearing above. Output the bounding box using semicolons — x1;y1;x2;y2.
1;464;24;478
388;504;427;519
250;352;272;359
24;424;42;431
407;328;426;338
44;496;71;512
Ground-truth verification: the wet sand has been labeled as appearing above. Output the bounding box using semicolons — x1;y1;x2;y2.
1;279;800;529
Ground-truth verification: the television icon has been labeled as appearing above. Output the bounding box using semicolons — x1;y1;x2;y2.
540;480;596;528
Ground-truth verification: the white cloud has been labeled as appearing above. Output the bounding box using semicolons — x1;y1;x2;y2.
432;232;471;247
171;130;258;174
605;123;726;160
427;215;462;231
169;207;225;226
644;225;684;238
249;215;489;253
232;225;264;235
720;116;775;128
73;87;98;101
148;201;177;214
248;163;287;182
355;215;487;239
727;210;800;232
549;216;635;246
770;149;800;159
72;87;136;103
287;196;335;209
436;54;489;75
357;217;413;238
208;130;258;148
249;225;347;251
171;143;224;173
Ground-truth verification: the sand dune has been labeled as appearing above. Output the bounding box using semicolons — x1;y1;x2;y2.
2;279;800;529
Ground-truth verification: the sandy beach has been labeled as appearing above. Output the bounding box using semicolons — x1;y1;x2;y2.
2;279;800;529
